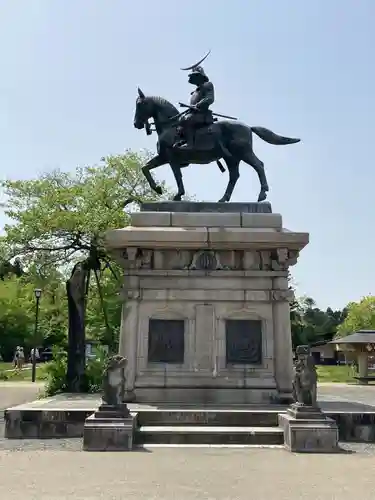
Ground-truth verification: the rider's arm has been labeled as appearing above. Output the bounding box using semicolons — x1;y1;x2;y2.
195;82;214;110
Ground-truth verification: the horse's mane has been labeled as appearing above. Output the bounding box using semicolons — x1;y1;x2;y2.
147;96;179;117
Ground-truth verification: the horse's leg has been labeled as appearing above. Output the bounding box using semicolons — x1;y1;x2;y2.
218;158;240;202
170;163;185;201
241;149;269;202
141;154;166;195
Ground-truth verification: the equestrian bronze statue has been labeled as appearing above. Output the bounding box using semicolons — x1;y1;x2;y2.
133;51;300;202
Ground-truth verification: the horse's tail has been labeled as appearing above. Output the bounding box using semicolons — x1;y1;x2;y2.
251;126;300;146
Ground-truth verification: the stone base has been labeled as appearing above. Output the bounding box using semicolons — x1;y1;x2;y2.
6;393;375;443
141;201;273;214
287;403;325;420
277;393;294;405
279;405;339;453
106;202;309;409
123;390;136;402
83;404;135;451
134;387;281;405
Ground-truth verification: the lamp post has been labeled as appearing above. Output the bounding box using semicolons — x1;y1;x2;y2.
31;288;42;383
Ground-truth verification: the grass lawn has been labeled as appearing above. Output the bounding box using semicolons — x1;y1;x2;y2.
0;362;369;384
317;365;355;383
316;364;375;383
0;362;16;371
0;362;48;382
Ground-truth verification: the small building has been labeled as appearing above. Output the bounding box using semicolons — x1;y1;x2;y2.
330;330;375;384
310;340;338;365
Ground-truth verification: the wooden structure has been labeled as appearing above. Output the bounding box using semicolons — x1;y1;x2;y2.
330;330;375;384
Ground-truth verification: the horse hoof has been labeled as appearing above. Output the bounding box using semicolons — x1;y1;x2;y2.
257;191;267;202
154;186;163;195
218;198;228;203
173;194;182;201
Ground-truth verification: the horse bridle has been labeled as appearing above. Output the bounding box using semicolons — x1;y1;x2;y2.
143;109;188;136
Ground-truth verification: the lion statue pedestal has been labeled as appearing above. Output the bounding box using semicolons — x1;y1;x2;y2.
83;355;135;451
278;346;339;453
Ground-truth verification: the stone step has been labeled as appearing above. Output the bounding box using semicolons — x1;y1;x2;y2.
136;409;280;428
137;443;285;449
135;425;284;445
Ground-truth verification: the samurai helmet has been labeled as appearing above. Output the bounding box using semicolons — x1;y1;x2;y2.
181;50;211;83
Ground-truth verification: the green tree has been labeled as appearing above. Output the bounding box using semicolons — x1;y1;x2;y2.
0;276;35;360
0;269;68;361
290;296;318;347
336;296;375;338
290;287;346;348
1;152;165;267
0;152;170;353
21;261;69;347
85;266;123;347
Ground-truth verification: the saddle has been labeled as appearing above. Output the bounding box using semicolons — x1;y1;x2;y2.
177;119;217;141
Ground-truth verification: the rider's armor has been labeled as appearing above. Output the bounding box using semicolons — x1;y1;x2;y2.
175;66;215;150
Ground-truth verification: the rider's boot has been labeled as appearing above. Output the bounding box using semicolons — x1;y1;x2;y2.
177;129;195;152
172;126;186;149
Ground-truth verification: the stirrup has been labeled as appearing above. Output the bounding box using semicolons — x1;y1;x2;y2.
178;139;194;149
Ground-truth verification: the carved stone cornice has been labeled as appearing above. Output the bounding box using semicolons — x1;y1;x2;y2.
271;289;295;302
112;247;301;273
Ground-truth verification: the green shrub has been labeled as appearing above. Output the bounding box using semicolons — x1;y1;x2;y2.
44;348;68;396
82;355;107;393
43;346;108;396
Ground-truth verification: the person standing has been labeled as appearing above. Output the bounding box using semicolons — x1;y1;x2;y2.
30;347;40;363
13;347;20;368
17;346;25;370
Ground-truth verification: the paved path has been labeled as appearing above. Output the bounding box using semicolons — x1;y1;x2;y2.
319;383;375;407
1;446;375;499
1;383;375;499
0;382;44;415
3;364;33;373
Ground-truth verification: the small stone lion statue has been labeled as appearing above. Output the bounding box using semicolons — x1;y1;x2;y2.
292;345;317;407
102;355;127;407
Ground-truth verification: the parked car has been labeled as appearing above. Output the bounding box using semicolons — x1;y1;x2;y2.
39;347;53;362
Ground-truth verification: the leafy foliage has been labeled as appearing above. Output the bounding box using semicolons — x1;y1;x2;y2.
0;266;68;360
2;152;166;263
0;276;39;360
290;278;347;348
0;152;169;360
82;347;109;393
1;151;167;267
43;348;68;396
336;296;375;338
43;346;108;396
85;267;122;349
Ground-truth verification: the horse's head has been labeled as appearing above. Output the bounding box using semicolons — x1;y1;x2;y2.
133;89;179;133
133;87;154;130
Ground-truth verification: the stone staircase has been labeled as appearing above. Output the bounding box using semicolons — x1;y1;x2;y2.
134;408;285;446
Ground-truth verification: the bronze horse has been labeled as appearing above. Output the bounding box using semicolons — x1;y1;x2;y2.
133;88;300;202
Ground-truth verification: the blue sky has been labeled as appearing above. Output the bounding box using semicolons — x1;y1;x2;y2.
1;0;374;309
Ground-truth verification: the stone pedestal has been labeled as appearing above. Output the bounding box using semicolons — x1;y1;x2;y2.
279;403;339;453
83;404;135;451
105;201;309;405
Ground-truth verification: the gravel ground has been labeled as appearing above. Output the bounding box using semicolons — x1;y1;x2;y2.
2;383;375;498
1;446;375;500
